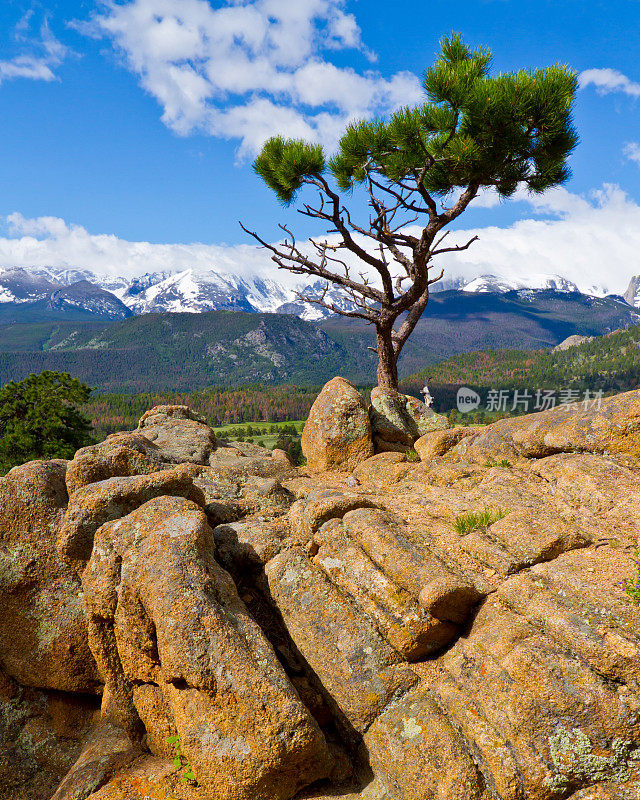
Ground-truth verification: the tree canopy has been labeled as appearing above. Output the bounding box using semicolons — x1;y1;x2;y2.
246;33;578;389
0;370;94;473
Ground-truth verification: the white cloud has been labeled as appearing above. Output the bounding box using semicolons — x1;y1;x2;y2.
579;68;640;98
624;142;640;166
2;184;640;298
86;0;422;156
428;184;640;296
0;211;285;284
0;16;68;86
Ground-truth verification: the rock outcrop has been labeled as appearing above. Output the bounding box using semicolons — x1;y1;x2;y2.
0;460;100;693
83;496;329;800
449;387;640;461
301;379;449;471
137;405;217;464
301;377;374;472
369;386;448;452
3;395;640;800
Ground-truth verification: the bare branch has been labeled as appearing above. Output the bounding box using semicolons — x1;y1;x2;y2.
293;290;376;322
239;221;386;303
431;235;479;256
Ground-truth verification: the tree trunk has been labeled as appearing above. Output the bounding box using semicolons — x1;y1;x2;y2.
375;325;399;389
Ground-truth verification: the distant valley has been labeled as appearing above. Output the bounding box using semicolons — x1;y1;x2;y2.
1;287;639;391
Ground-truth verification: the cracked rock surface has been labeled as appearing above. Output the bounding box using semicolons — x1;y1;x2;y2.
2;390;640;800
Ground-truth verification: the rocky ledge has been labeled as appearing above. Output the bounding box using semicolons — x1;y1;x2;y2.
1;393;640;800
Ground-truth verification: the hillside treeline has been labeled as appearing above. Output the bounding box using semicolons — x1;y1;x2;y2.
403;326;640;396
85;385;324;438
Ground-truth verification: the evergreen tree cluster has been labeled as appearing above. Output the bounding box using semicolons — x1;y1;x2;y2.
0;371;93;473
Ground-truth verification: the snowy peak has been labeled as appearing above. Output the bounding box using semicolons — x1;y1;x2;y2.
47;280;132;319
0;267;58;302
113;268;346;320
1;265;638;324
119;269;292;315
462;273;580;294
624;275;640;307
0;267;131;320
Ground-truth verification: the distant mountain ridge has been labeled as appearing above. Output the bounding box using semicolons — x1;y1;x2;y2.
0;268;132;322
0;266;356;322
1;265;637;326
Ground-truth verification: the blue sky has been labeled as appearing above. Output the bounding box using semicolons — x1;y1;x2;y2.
0;0;639;292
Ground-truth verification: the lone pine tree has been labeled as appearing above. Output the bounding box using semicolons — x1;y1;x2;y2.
243;34;578;389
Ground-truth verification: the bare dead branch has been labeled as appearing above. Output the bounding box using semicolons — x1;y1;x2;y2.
431;235;479;256
239;221;386;303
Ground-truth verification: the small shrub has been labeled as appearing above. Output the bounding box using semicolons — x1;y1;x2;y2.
624;548;640;607
406;447;420;462
167;735;197;783
454;508;507;536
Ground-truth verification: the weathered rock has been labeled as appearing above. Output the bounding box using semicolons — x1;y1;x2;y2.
209;450;298;480
482;508;591;570
459;530;522;576
240;475;295;516
223;440;272;458
70;754;193;800
7;387;640;800
414;425;481;460
0;460;100;692
57;464;202;570
431;591;640;799
352;451;412;487
272;448;294;466
497;548;640;685
82;496;330;800
312;520;458;660
66;433;166;496
191;469;243;525
530;452;640;520
363;684;488;800
213;516;289;569
302;377;374;472
369;387;448;452
342;507;483;624
265;549;417;736
451;388;640;460
288;489;379;542
137;405;217;464
554;334;592;351
51;722;140;800
0;668;100;800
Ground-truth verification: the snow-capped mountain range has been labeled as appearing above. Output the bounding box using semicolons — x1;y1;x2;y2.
0;265;635;322
0;266;374;321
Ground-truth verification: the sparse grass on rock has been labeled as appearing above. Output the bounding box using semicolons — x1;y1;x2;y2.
624;547;640;606
454;508;507;536
484;458;512;468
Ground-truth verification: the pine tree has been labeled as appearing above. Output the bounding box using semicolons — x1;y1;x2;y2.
0;371;94;472
244;34;578;389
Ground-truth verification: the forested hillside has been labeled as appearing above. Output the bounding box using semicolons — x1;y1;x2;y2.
1;290;638;392
0;312;367;391
403;325;640;411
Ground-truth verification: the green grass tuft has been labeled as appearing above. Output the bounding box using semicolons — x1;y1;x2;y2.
624;547;640;607
454;508;507;536
484;458;511;468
